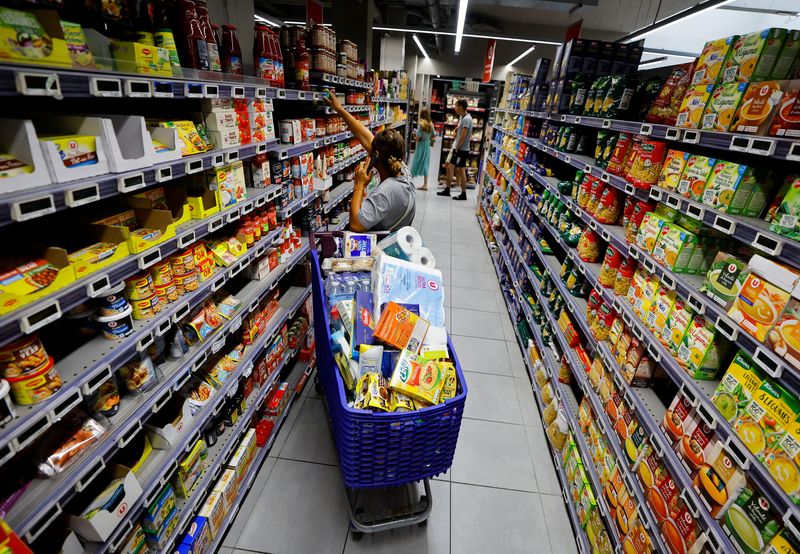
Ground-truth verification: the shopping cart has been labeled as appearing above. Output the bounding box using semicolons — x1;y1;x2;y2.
310;232;467;537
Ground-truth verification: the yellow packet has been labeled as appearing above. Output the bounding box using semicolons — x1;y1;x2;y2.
390;350;446;405
440;363;457;402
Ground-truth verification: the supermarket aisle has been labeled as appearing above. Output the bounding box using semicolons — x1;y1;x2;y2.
221;145;577;554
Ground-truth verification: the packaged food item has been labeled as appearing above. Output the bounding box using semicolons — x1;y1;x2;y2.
676;154;716;200
576;228;601;262
598;245;622;287
158;121;210;155
95;306;135;340
678;315;728;379
731;80;786;135
662;392;695;446
636;212;669;254
653;223;698;272
354;372;391;411
734;379;800;460
373;302;429;353
173;439;206;497
39;418;106;476
693;36;737;85
5;355;61;405
626;139;666;189
663;298;693;352
724;483;783;553
595;187;622;224
701;82;748;131
124;272;155;300
724;29;788;83
712;351;764;423
770;176;800;240
0;334;50;377
389;351;445;405
769;80;800;138
701;252;750;311
119;355;157;392
657;149;690;192
676;84;715;128
89;377;120;417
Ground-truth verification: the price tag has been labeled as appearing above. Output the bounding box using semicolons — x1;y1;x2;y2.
85;275;111;298
225;149;240;163
185;158;204;174
155;166;173;182
184;83;204;97
787;142;800;162
211;153;225;167
640;123;652;135
686;204;705;220
89;77;122;97
118;172;146;193
682;130;700;144
665;194;682;210
10;194;56;222
232;86;245;98
255;87;267;98
754;232;783;256
712;214;736;235
15;71;61;98
276;89;287;99
601;119;612;129
152;81;173;97
64;183;100;207
664;127;682;141
729;135;751;152
753;346;782;378
750;137;776;156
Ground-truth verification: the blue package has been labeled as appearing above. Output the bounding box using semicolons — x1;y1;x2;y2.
325;272;371;304
373;255;445;328
351;291;375;360
181;516;212;554
344;232;376;257
380;349;402;379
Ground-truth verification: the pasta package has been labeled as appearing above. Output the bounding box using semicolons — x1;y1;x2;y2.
626;139;666;189
595;187;622;224
645;62;694;125
577;228;602;263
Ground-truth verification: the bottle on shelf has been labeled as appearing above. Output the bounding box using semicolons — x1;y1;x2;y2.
294;34;310;90
221;24;243;75
153;0;181;70
195;0;221;71
271;27;285;87
254;23;275;83
173;0;210;70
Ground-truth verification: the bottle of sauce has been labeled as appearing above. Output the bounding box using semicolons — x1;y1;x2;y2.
270;28;285;87
195;0;221;71
153;0;181;71
294;34;310;90
221;24;242;75
253;23;274;82
175;0;209;70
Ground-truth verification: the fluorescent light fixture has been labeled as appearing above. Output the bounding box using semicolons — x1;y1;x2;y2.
619;0;737;43
639;56;668;67
413;34;430;59
508;45;536;66
285;20;332;26
372;26;561;46
455;0;469;52
254;14;281;27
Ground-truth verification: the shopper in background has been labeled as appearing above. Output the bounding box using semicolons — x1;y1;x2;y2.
410;108;435;191
438;98;472;201
324;90;416;232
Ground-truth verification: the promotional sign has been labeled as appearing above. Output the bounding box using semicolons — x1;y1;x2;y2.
483;39;496;82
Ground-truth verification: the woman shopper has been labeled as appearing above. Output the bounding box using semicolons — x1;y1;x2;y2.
410;108;435;190
324;89;416;232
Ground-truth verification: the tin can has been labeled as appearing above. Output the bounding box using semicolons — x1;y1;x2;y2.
131;294;161;320
124;272;155;300
5;356;61;405
95;282;130;316
149;260;174;286
0;334;50;378
174;270;200;296
155;280;179;305
169;248;195;275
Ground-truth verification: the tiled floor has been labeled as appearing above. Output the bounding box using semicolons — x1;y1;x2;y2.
221;142;577;554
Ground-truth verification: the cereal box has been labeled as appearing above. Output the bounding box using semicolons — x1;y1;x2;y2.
389;350;445;405
663;299;693;353
724;29;788;83
770;176;800;240
676;154;716;200
701;82;748;131
701;252;751;310
770;30;800;79
734;379;800;460
657;149;690;192
769;79;800;138
678;315;728;379
692;36;737;85
731;81;786;135
652;223;697;272
713;351;765;433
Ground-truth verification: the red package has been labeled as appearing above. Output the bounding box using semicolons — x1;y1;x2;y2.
255;419;274;447
645;62;695;125
606;132;632;176
264;382;289;417
626;200;656;243
627;139;667;189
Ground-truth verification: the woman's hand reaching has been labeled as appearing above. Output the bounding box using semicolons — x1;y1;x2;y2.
323;88;343;113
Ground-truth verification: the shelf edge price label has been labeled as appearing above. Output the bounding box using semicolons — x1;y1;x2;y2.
90;77;122;97
15;71;61;98
11;194;56;222
203;84;219;97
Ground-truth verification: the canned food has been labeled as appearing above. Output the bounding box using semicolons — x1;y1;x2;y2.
155;280;179;304
0;334;50;378
6;356;62;405
95;282;130;316
125;272;155;300
131;294;161;320
169;248;195;275
95;306;135;340
119;355;156;392
174;270;200;296
149;261;174;286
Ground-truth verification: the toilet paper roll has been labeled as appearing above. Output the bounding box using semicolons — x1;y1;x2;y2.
377;226;423;260
407;247;436;269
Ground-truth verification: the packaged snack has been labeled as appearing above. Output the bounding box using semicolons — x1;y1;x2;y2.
598;245;623;287
158;121;209;155
389;351;445;405
770;176;800;240
731;81;787;135
119;354;157;392
595;187;622;224
390;390;416;412
373;301;429;353
576;228;601;262
676;84;715;128
657;149;690;192
626;139;666;189
701;82;748;131
646;62;694;125
39;418;106;476
692;36;737;85
676;154;716;200
769;80;800;138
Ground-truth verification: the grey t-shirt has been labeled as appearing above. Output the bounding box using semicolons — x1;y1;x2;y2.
455;113;474;151
358;166;416;231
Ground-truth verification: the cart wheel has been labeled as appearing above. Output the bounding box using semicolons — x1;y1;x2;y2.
352;531;364;541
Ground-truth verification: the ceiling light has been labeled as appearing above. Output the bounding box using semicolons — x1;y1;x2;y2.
639;56;668;67
254;14;281;27
619;0;737;43
413;34;430;59
455;0;469;52
372;26;561;46
284;20;332;26
508;45;536;67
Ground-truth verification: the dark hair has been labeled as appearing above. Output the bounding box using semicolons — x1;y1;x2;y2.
372;129;405;175
456;99;468;110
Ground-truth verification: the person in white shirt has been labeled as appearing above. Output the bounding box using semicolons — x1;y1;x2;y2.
438;99;473;201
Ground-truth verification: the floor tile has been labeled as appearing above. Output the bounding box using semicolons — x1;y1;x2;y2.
541;493;580;554
451;483;551;554
278;398;339;465
463;371;523;425
451;418;538;492
450;251;493;273
524;424;562;496
450;335;512;376
236;459;350;554
501;312;518;342
514;377;543;428
267;396;306;456
449;285;499;313
450;308;504;340
342;480;450;554
450;268;499;291
505;341;530;380
222;456;278;547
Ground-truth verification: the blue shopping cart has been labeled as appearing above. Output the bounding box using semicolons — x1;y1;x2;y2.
310;233;467;536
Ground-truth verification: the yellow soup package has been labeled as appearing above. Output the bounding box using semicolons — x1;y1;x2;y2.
723;28;788;83
676;154;716;201
701;82;748;132
390;350;446;405
692;36;737;86
676;85;715;129
657;149;690;192
652;223;698;272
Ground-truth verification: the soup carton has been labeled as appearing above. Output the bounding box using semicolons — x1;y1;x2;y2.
676;413;717;474
763;417;800;505
646;288;677;335
724;483;783;554
636;212;670;254
662;392;696;446
663;299;694;354
677;84;715;128
693;442;747;518
731;81;787;135
729;255;799;342
768;288;800;371
676;154;717;200
734;379;800;461
678;315;729;379
711;351;765;423
723;29;789;83
768;79;800;139
701;82;748;131
652;223;698;272
769;176;800;241
765;528;800;554
658;149;690;192
692;36;738;85
770;30;800;79
702;252;751;310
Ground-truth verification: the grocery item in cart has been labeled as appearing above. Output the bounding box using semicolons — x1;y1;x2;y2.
389;350;445;405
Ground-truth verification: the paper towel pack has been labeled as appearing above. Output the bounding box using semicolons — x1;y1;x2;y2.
371;253;445;328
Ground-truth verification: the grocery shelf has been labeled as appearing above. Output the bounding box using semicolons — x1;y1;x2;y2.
6;244;311;543
0;183;282;347
327;150;368;178
310;71;372;90
323;181;355;213
278;190;321;219
329;213;350;231
83;284;311;553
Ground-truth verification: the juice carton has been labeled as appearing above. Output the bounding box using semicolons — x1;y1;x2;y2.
770;176;800;240
693;442;747;518
373;301;430;353
676;84;715;128
731;81;787;135
770;30;800;79
389;351;446;405
729;255;798;342
724;29;788;83
678;315;728;379
657;149;690;191
676;154;716;200
724;483;783;554
652;223;697;272
767;287;800;371
764;417;800;504
701;252;751;310
646;287;677;336
769;79;800;139
712;351;765;423
663;298;694;353
701;82;748;131
635;212;669;254
734;379;800;460
692;36;738;85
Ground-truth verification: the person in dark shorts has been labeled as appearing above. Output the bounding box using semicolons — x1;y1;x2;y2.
438;98;473;201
